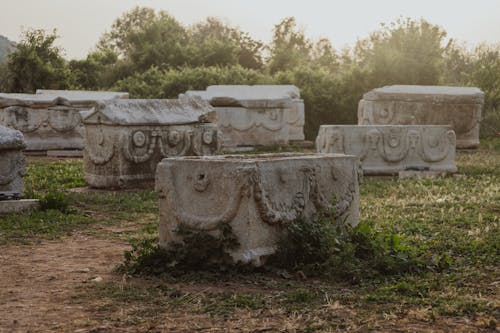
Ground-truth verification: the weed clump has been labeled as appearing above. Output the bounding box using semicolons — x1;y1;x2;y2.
121;212;431;282
269;214;428;281
120;223;240;275
38;189;72;213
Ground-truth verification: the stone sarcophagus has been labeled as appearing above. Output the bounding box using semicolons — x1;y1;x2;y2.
357;85;484;149
155;153;359;266
0;90;128;151
184;85;305;148
0;125;26;199
316;125;457;175
82;98;220;188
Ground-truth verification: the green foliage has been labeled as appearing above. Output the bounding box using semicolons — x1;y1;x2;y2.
5;11;499;139
0;209;91;244
469;44;500;137
39;189;71;213
121;223;240;275
24;159;85;198
0;35;16;63
113;65;272;98
6;28;70;93
355;18;448;86
270;215;425;281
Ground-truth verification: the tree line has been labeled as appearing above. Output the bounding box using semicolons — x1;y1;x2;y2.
1;7;498;138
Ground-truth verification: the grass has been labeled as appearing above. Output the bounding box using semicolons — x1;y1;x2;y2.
1;139;499;331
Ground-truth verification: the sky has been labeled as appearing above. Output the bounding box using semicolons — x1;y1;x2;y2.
1;0;499;59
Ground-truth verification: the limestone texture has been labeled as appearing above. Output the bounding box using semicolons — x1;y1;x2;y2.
156;153;360;266
316;125;457;175
0;125;26;197
0;90;129;150
82;98;220;188
357;85;484;149
184;85;305;148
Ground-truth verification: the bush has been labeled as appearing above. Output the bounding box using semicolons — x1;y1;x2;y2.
120;223;240;275
269;214;427;281
113;65;272;99
39;189;71;213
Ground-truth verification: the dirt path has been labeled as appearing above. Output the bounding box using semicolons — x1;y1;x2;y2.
0;233;129;333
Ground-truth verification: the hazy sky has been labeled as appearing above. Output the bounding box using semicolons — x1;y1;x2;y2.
1;0;499;59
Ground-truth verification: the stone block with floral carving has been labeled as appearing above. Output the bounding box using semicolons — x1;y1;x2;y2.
82;98;220;188
184;85;305;148
316;125;456;175
155;153;359;266
0;90;128;151
357;85;483;149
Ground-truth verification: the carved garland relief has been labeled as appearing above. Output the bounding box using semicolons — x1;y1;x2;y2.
2;106;82;134
321;128;455;163
161;162;356;231
86;126;219;166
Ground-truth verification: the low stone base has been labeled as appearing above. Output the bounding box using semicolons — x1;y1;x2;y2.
46;150;83;157
398;170;449;180
221;146;256;153
0;199;39;214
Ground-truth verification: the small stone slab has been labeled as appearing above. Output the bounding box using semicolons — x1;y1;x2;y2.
82;98;216;125
398;170;448;180
0;199;39;214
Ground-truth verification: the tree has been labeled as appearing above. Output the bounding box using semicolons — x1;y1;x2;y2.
268;17;313;73
98;7;188;74
187;17;264;69
355;18;449;86
187;18;240;67
7;29;70;93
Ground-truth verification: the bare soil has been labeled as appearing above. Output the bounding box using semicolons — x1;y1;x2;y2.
0;233;128;333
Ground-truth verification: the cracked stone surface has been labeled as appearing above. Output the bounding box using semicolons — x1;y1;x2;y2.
82;98;220;188
184;85;305;147
316;125;457;175
358;85;484;149
0;125;26;196
156;153;359;266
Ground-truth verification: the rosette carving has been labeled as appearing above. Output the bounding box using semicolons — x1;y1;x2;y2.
122;130;158;163
159;130;192;157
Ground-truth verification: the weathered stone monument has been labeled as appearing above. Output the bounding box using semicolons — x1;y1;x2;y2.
0;125;26;197
184;85;305;148
0;125;38;213
357;85;484;149
316;125;457;175
0;90;129;153
82;97;220;188
156;153;359;266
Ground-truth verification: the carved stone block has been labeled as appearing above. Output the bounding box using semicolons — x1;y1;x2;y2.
82;98;220;188
357;85;484;149
316;125;457;175
184;85;305;148
0;125;26;197
0;91;129;151
155;153;360;266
